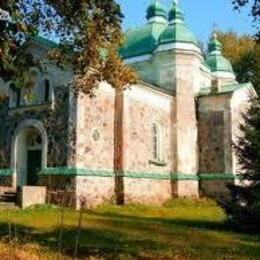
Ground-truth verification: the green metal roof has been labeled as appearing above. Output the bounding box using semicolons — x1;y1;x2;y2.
146;0;167;20
206;34;234;73
168;1;184;21
158;2;199;46
158;22;198;46
120;0;167;59
120;1;200;59
120;23;166;59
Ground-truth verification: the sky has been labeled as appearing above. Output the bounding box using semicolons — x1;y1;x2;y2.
117;0;255;44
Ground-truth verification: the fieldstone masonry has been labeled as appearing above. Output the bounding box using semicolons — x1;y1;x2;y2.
0;1;255;208
19;186;46;209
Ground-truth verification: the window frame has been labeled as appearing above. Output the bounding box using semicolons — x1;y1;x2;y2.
152;123;163;162
44;78;51;102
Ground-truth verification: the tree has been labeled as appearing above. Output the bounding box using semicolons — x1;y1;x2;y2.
0;1;40;91
223;93;260;232
217;30;260;234
231;0;260;39
45;0;137;95
0;0;137;96
217;31;260;91
219;2;260;231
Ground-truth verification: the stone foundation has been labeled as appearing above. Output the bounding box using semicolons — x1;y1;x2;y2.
18;186;46;209
75;175;197;207
172;180;199;198
200;180;234;201
0;176;13;187
124;178;172;205
39;175;77;206
76;176;115;209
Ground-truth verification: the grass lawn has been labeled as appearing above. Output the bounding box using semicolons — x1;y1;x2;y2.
0;198;259;259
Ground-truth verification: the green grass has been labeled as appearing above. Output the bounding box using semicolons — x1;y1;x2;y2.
0;199;259;259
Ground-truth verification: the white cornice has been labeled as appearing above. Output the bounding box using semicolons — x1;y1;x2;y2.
155;42;202;55
124;54;152;64
213;71;236;79
148;17;167;24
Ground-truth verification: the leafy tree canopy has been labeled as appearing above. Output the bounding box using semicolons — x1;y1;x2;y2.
217;31;260;91
232;0;260;39
0;0;137;96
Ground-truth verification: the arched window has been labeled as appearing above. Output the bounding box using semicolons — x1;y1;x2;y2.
27;131;42;150
44;79;50;102
152;123;163;161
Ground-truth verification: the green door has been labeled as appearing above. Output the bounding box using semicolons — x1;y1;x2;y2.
27;150;42;186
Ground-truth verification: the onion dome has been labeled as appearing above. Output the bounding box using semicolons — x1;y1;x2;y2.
146;0;167;21
158;1;198;46
120;0;167;60
206;33;234;73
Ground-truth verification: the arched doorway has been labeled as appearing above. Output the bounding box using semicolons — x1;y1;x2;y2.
12;120;48;187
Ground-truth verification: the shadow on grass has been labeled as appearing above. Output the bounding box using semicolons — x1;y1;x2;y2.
0;210;260;258
89;210;227;231
0;221;167;258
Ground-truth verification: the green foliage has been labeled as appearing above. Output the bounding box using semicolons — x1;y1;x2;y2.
231;0;260;39
222;93;260;232
217;31;260;91
235;95;260;180
0;0;137;95
217;34;260;228
43;0;137;94
0;1;35;85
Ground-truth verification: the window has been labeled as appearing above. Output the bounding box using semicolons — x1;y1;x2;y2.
27;132;42;150
44;79;50;102
10;83;21;108
152;123;163;161
16;88;21;107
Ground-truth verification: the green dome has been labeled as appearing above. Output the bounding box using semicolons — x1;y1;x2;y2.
146;0;167;20
120;23;166;59
120;0;166;59
168;1;184;21
158;2;198;46
206;34;234;73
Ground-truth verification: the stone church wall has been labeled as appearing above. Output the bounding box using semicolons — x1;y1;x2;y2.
73;83;175;206
76;176;115;208
198;93;234;198
122;85;174;203
0;86;71;190
123;85;173;173
230;88;252;174
74;83;115;206
75;83;115;170
124;178;172;205
198;94;232;173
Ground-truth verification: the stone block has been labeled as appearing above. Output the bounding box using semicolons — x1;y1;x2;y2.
172;180;199;198
19;186;46;209
124;178;172;205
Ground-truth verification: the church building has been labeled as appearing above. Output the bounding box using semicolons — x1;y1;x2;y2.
0;1;253;208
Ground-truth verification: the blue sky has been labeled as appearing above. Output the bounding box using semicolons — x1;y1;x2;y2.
117;0;254;44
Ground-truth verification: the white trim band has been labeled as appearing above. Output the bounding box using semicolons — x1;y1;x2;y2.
155;42;202;54
124;54;152;64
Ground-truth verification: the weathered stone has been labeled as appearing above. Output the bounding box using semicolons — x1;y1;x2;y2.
19;186;46;209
